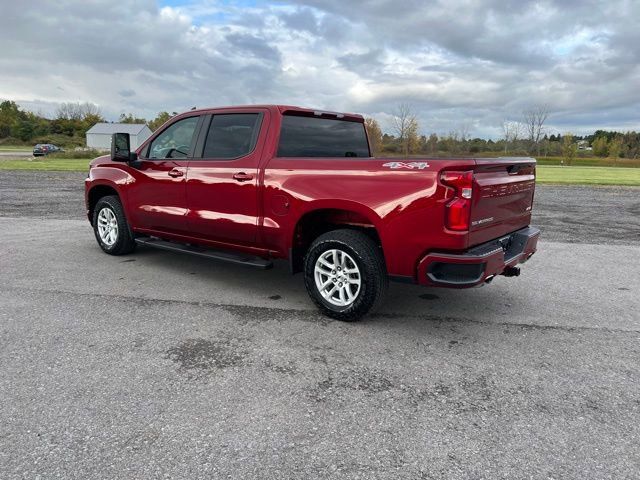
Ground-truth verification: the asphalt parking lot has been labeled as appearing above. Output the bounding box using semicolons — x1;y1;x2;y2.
1;171;639;479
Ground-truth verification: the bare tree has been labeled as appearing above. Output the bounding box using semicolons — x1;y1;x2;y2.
79;102;101;119
436;131;458;154
56;103;80;120
522;105;549;155
456;123;471;143
393;103;419;156
56;102;101;121
502;120;523;154
426;133;438;155
453;123;472;153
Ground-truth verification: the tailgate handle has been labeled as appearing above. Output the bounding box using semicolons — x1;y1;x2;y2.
507;165;521;175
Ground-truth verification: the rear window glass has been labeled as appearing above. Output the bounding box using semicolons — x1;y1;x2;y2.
277;115;370;158
202;114;261;159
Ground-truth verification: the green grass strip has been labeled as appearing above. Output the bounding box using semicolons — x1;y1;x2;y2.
0;158;92;171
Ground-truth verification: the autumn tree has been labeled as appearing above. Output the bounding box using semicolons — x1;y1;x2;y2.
439;132;458;153
406;117;420;155
608;136;623;160
0;101;23;138
622;131;640;159
81;112;104;132
561;133;577;166
392;103;420;156
148;111;172;131
364;117;383;156
425;133;438;155
591;136;609;157
119;113;147;124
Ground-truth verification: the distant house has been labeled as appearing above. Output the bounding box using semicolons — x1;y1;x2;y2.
577;140;592;151
86;123;152;151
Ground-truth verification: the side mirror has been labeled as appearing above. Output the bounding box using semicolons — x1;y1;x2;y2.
111;132;135;162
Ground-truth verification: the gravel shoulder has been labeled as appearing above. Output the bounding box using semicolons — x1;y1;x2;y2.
0;170;638;245
533;184;640;244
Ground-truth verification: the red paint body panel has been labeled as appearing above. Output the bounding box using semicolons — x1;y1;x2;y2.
125;159;190;235
185;108;272;244
260;157;478;276
85;104;539;285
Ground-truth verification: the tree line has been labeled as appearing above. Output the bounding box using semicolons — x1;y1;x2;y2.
0;100;172;147
1;100;638;159
365;104;640;160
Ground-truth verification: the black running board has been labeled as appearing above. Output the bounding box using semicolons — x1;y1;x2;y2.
135;237;273;269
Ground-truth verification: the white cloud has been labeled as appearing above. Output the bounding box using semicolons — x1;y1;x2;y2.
0;0;638;138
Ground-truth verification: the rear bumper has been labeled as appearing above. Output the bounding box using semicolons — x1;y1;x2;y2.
417;226;540;287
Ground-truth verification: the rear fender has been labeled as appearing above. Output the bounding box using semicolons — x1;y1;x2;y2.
289;199;390;269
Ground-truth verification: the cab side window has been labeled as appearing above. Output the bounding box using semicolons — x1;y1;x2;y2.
148;116;199;159
202;114;261;159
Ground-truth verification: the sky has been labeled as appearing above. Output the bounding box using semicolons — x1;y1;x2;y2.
0;0;638;138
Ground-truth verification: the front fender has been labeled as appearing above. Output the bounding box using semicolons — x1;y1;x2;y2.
86;164;135;223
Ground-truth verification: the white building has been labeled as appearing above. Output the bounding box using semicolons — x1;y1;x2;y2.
86;123;153;151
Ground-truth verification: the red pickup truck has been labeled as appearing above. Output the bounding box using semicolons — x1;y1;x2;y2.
85;105;539;320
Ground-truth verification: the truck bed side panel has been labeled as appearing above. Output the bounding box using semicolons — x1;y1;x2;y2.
261;157;477;277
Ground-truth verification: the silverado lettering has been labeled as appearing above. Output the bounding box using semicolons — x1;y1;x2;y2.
480;181;535;198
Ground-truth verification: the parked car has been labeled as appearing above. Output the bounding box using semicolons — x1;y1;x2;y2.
85;105;540;320
33;144;62;156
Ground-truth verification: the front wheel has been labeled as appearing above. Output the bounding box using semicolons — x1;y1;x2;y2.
303;229;388;321
93;195;136;255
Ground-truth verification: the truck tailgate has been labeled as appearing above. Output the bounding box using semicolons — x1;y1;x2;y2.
469;158;536;246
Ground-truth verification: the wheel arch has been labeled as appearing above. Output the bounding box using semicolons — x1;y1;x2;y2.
87;182;122;226
289;202;386;274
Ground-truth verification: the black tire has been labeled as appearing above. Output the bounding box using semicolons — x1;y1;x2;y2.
303;229;388;321
92;195;136;255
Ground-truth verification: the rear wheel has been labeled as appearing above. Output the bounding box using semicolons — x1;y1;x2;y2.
93;195;136;255
303;229;387;321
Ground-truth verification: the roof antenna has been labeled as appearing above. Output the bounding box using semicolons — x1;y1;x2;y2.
191;106;197;110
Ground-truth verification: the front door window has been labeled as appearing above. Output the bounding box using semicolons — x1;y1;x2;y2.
148;116;199;159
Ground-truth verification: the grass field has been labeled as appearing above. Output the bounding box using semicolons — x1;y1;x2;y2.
0;158;91;171
1;158;639;186
535;156;640;168
536;166;640;186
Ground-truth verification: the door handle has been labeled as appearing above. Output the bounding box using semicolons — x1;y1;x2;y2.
233;172;254;182
168;168;184;178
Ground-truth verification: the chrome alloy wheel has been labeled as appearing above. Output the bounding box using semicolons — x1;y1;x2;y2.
314;249;362;307
97;207;119;246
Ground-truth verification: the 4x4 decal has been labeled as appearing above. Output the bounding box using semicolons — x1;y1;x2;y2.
382;161;430;170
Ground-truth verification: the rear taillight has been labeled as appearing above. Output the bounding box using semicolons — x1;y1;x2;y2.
440;170;473;231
